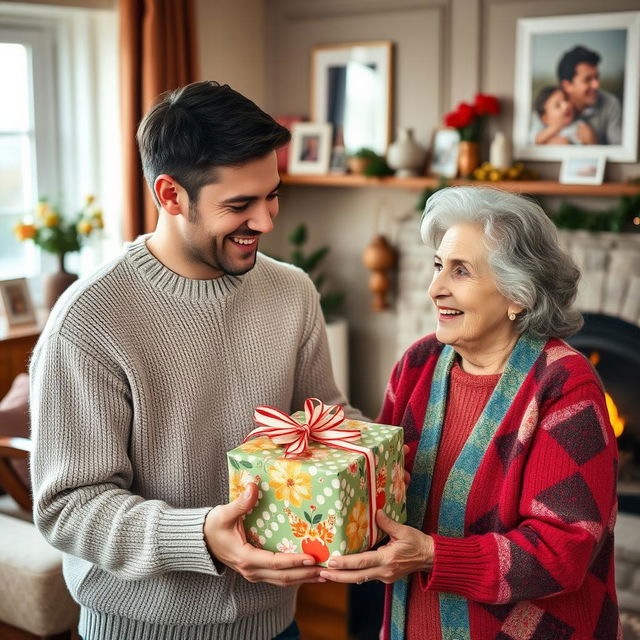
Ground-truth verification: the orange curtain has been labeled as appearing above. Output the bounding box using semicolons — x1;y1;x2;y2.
120;0;199;241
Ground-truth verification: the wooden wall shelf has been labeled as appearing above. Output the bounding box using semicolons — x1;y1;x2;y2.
281;174;640;197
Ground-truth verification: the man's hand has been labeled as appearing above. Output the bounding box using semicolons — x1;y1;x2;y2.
575;121;597;144
204;483;323;586
318;510;434;585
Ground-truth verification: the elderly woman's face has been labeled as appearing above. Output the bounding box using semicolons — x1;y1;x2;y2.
429;222;519;353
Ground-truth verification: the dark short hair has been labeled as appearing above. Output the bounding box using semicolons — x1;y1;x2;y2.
534;86;561;117
137;81;290;207
557;46;601;83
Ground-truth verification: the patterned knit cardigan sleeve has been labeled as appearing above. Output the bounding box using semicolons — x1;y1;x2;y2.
379;336;619;606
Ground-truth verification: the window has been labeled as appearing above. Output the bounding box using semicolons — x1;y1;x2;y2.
0;25;57;279
0;4;120;297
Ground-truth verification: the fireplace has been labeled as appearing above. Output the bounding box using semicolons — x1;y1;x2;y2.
567;313;640;514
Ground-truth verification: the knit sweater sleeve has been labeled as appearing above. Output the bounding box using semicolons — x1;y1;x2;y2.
426;377;618;604
30;331;218;581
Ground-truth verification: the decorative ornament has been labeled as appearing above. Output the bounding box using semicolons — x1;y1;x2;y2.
362;235;397;311
386;128;425;177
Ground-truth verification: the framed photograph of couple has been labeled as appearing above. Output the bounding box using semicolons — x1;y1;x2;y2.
513;11;640;162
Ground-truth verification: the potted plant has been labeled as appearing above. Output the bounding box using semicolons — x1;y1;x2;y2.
283;223;349;395
443;93;500;176
346;148;393;177
13;196;103;308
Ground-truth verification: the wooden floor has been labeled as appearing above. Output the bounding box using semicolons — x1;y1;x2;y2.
296;582;349;640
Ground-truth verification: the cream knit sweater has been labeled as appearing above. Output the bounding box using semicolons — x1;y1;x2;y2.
30;236;350;640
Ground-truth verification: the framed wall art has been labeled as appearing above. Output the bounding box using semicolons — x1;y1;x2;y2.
311;41;393;156
513;11;640;162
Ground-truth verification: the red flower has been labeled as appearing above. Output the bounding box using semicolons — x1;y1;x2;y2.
474;93;500;116
444;102;476;129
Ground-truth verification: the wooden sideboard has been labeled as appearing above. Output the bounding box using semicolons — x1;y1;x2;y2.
0;313;45;398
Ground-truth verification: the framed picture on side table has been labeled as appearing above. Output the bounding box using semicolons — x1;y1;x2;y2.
0;278;37;327
429;128;460;178
559;154;606;185
288;122;333;175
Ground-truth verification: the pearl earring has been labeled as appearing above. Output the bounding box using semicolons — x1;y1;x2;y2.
509;312;516;321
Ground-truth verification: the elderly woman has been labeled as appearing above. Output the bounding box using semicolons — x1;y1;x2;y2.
321;187;620;639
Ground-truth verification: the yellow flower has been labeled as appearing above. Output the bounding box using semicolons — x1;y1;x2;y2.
346;500;368;552
14;223;37;241
229;469;252;501
85;194;95;205
77;220;93;236
268;459;312;507
43;212;60;227
92;209;104;229
239;437;277;453
36;201;52;218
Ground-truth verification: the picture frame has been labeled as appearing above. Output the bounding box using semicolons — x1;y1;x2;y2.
513;11;640;162
559;154;606;185
429;128;460;178
311;41;393;156
287;122;333;175
0;278;37;327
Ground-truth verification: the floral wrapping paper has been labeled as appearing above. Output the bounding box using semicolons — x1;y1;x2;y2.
227;414;406;566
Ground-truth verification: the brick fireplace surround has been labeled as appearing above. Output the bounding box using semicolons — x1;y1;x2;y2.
396;219;640;617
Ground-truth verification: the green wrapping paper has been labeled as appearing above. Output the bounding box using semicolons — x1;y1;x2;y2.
227;413;406;566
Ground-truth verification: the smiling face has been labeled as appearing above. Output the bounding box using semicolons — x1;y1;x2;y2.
561;62;600;112
428;222;522;363
175;152;281;278
541;89;575;126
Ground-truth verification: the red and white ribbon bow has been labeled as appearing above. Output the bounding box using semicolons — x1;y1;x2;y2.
245;397;379;546
247;397;359;456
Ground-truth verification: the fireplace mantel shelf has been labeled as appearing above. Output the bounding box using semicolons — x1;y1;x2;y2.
281;174;640;197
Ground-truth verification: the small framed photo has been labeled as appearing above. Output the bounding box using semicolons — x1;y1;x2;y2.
429;128;460;178
288;122;333;175
0;278;37;327
559;155;606;185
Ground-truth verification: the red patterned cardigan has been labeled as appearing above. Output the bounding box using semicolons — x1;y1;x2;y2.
380;334;621;640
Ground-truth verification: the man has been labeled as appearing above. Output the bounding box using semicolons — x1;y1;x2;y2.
530;45;622;146
30;81;353;640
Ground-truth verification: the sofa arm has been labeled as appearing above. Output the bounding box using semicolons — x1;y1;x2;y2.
0;436;32;512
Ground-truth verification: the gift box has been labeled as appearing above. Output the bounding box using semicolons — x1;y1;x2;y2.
226;398;406;566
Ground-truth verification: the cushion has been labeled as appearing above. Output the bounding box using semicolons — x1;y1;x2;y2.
0;513;78;635
0;373;30;489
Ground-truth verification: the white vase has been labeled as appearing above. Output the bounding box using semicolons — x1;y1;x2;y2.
325;317;349;398
489;132;512;170
386;128;425;177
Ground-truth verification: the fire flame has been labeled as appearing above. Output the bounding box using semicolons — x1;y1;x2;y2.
589;351;625;437
604;392;625;438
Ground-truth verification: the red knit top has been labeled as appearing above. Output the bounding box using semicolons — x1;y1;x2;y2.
379;335;621;640
407;362;499;640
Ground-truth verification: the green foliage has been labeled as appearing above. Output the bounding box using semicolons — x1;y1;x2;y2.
352;147;378;159
551;195;640;233
363;154;394;177
285;223;345;319
350;148;394;177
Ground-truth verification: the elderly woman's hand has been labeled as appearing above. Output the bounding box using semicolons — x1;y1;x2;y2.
319;509;434;585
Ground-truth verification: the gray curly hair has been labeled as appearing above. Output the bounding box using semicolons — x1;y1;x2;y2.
420;186;583;339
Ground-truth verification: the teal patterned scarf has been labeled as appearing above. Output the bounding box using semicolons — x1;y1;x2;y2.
390;333;545;640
